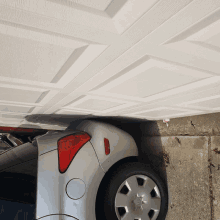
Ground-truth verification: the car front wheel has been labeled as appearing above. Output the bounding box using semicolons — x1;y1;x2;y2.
96;162;168;220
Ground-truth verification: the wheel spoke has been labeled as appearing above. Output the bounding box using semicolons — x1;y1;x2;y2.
126;176;139;192
115;192;129;207
121;212;134;220
154;186;161;198
151;210;160;220
141;208;151;220
143;177;156;192
150;197;161;210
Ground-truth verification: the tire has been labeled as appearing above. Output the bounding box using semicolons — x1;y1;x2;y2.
96;162;168;220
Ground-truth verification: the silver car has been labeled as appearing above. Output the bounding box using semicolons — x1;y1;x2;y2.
0;120;169;220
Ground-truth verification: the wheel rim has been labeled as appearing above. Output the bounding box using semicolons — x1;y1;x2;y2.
114;175;161;220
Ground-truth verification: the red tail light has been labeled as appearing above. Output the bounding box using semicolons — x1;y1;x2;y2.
58;133;91;173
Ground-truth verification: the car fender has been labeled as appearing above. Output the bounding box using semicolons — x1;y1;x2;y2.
35;130;105;220
71;120;139;172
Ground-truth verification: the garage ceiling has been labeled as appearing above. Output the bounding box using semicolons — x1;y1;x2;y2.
0;0;220;129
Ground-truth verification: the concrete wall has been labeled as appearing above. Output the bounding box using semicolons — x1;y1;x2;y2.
143;112;220;220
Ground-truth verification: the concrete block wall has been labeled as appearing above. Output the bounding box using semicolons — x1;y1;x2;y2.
143;113;220;220
146;136;211;219
211;137;220;220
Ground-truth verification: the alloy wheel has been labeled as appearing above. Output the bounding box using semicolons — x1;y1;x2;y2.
114;174;161;220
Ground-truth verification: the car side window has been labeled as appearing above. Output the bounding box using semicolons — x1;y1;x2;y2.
0;172;36;220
